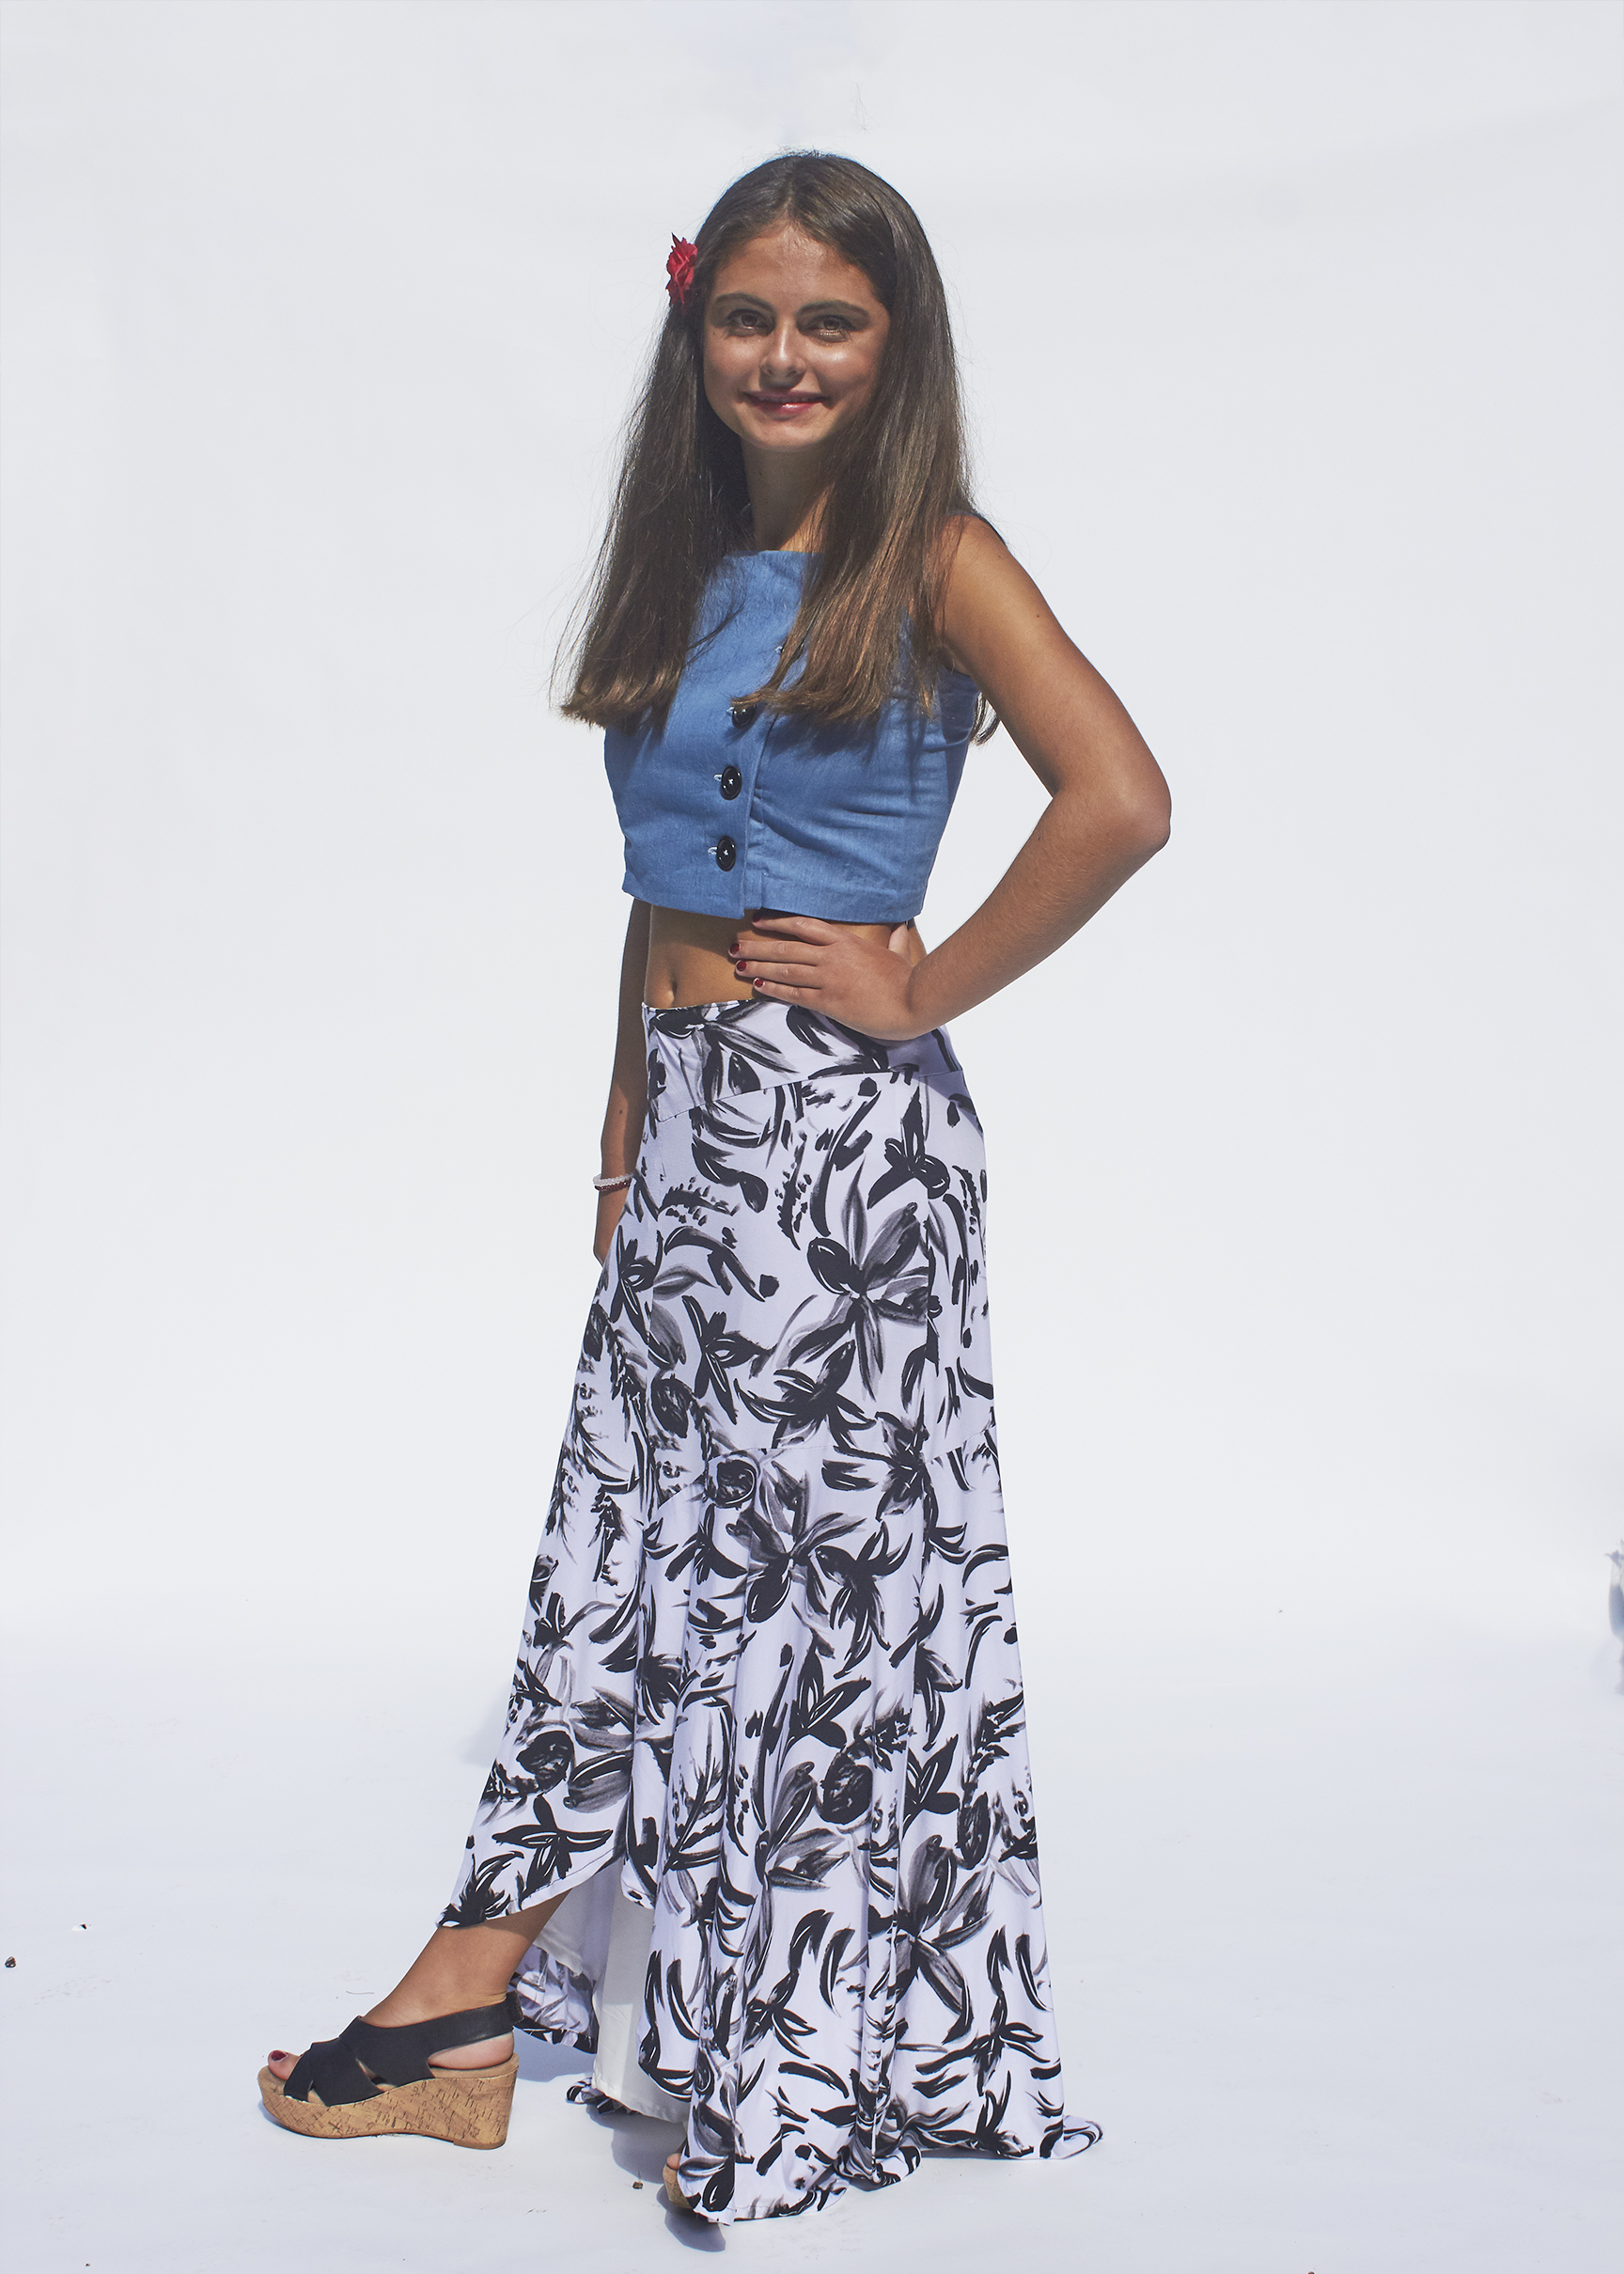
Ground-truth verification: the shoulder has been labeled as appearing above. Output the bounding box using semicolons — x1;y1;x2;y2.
939;515;1054;676
941;512;1011;596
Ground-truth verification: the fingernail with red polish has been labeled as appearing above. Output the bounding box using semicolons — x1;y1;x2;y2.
735;962;747;976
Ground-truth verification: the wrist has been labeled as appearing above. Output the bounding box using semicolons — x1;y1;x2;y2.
900;960;935;1038
598;1137;635;1178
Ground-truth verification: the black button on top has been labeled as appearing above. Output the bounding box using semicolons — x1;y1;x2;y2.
714;836;737;870
719;764;742;801
729;701;759;729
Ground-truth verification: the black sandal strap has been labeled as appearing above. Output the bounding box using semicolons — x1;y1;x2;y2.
282;2001;512;2107
283;2030;376;2108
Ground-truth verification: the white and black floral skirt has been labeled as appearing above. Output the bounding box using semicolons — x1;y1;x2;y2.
444;996;1098;2220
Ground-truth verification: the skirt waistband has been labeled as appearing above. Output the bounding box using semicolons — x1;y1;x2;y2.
641;995;966;1099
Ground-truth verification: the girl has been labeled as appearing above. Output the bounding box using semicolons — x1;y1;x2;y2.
260;151;1169;2223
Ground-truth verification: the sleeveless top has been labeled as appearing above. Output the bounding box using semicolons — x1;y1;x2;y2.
603;551;978;923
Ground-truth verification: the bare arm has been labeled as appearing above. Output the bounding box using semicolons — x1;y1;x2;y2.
593;899;651;1262
913;521;1171;1023
731;521;1171;1036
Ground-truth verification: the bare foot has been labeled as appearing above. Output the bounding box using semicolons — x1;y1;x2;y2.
266;1912;555;2089
266;1999;512;2083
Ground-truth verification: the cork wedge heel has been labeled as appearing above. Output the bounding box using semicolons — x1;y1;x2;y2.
258;2001;517;2149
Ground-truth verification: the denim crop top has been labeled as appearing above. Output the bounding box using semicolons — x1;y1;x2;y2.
603;551;977;923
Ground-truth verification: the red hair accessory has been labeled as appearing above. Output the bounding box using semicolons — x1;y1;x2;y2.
665;235;697;310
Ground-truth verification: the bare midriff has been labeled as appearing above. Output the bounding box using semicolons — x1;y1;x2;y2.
643;904;924;1010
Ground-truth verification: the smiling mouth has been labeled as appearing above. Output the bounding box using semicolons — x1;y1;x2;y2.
745;393;826;413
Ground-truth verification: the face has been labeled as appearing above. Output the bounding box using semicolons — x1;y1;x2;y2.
702;225;890;459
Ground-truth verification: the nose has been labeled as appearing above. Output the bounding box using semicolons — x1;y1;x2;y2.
760;320;804;385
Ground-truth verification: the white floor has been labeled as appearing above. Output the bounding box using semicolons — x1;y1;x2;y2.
4;1610;1616;2274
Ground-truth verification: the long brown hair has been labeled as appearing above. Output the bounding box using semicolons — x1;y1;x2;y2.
559;152;989;735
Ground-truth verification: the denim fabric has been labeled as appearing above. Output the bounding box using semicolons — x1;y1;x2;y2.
603;552;977;922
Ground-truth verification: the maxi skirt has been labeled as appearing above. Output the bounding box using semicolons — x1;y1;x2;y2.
443;997;1098;2219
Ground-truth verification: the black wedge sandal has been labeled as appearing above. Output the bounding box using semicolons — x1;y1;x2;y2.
258;2000;519;2147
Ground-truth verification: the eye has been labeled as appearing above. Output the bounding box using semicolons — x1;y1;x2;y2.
721;309;770;334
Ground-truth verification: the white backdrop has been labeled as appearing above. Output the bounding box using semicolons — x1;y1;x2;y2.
3;5;1619;2270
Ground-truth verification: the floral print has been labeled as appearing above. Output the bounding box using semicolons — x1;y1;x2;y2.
444;997;1098;2219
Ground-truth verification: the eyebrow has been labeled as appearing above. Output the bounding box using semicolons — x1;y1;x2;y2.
710;291;873;321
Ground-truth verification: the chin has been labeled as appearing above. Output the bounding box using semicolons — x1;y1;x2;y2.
746;420;832;449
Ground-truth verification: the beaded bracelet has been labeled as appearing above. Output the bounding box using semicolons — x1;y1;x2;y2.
592;1172;634;1192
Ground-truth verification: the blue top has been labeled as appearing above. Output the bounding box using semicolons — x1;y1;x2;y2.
603;551;977;923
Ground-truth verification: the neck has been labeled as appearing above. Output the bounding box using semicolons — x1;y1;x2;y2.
741;443;826;553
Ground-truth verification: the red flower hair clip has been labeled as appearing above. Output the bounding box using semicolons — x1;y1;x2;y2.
665;234;698;311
